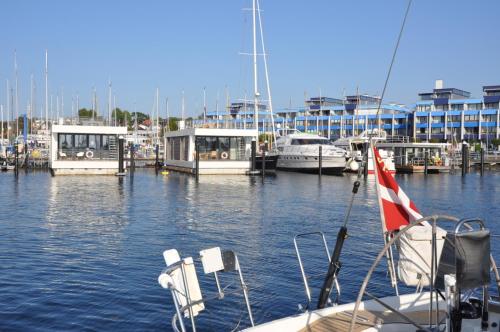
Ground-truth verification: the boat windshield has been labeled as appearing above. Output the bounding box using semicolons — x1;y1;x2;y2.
291;139;329;145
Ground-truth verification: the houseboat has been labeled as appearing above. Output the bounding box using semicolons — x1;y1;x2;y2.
49;124;127;175
163;128;258;175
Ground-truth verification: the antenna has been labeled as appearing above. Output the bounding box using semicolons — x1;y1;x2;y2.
203;87;206;125
108;79;112;125
181;90;185;121
45;50;48;131
14;50;19;139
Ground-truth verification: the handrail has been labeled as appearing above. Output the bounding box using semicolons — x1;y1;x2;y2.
348;215;500;332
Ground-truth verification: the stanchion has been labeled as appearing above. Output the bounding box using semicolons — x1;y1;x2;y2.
195;138;200;182
319;145;323;177
424;149;428;175
480;148;484;176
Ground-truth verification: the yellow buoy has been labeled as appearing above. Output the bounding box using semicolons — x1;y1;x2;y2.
161;171;169;175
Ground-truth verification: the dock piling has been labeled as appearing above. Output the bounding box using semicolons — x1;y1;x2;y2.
195;138;200;182
480;148;484;176
118;136;125;175
424;149;428;175
319;145;322;177
130;144;135;173
155;144;159;174
14;143;19;176
251;138;256;172
461;142;467;177
363;142;368;179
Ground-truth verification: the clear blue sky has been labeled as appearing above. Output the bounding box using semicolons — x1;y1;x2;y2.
1;0;499;119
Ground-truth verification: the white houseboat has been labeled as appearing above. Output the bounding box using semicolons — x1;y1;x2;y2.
163;128;258;175
49;124;127;175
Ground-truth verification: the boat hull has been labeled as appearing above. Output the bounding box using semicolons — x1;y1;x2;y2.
277;155;345;175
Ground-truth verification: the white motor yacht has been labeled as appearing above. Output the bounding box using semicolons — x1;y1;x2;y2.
274;130;347;175
333;129;395;174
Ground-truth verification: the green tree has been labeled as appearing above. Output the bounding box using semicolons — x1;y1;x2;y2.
78;108;97;118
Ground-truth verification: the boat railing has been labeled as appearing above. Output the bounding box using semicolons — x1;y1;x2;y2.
293;232;340;310
385;135;411;143
348;215;500;332
158;247;254;332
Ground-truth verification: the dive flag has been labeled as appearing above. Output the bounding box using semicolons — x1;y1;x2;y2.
372;145;423;232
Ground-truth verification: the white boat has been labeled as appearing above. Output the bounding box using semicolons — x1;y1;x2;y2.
274;130;347;174
157;149;500;331
333;129;395;174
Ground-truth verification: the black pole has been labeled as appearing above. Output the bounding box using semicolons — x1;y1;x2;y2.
155;144;159;174
251;139;256;172
14;143;18;176
195;138;200;181
461;142;466;177
130;144;135;173
118;137;124;174
317;181;360;309
465;143;469;173
363;142;369;179
24;143;29;170
480;147;484;176
261;150;265;176
424;149;428;175
319;145;323;177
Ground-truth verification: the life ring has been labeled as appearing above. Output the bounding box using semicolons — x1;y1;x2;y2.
220;151;229;159
85;150;94;159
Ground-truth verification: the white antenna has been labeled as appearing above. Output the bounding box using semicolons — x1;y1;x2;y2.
1;105;3;142
203;87;206;124
14;50;19;138
50;95;53;122
216;91;219;129
252;0;259;131
6;80;9;141
181;90;185;120
156;87;160;142
165;97;169;132
45;50;49;131
108;79;112;125
76;92;80;122
61;87;64;120
30;74;34;135
56;95;59;120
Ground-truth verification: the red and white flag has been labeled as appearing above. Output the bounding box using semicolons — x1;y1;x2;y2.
372;145;423;232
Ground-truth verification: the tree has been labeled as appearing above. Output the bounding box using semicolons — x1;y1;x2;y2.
78;108;97;118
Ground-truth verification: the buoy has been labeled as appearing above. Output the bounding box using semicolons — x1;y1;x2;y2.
161;171;169;175
348;159;359;172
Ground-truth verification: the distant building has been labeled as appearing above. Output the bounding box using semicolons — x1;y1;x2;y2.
413;80;500;142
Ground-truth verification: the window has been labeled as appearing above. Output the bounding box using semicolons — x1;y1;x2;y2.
464;114;479;122
467;103;481;110
195;136;251;161
57;134;118;160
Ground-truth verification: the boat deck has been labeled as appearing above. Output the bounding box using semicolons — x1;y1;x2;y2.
299;309;446;332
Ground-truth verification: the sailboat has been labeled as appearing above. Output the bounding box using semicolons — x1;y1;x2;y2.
158;143;500;332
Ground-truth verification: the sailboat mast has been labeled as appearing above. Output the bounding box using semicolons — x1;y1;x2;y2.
156;87;159;142
165;97;169;132
30;74;34;136
14;50;19;139
252;0;258;132
203;87;206;125
45;50;48;131
108;80;112;125
256;0;276;147
1;105;3;142
181;90;185;121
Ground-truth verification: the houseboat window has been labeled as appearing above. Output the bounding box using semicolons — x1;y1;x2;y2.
57;134;118;160
194;136;251;161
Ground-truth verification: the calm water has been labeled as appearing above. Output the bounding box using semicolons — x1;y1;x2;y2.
0;170;499;331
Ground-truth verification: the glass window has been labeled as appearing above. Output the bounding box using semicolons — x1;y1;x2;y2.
58;134;73;149
75;134;88;148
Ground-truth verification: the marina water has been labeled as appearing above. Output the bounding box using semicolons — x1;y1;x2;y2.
1;170;499;331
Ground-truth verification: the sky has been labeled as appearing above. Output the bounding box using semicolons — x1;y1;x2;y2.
1;0;499;119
